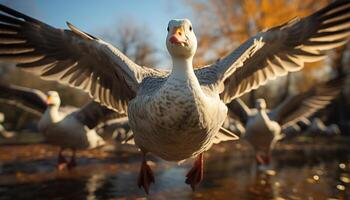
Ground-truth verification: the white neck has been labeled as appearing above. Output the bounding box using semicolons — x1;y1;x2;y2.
169;56;195;80
258;108;267;114
38;104;62;133
258;108;268;119
46;105;61;123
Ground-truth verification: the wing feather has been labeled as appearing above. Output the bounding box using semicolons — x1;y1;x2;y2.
226;98;251;125
195;0;350;103
74;101;123;129
0;4;166;113
0;83;47;116
268;76;344;128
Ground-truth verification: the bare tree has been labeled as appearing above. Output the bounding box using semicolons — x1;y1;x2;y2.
100;19;158;67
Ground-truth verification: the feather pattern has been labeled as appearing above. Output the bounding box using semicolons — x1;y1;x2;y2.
195;0;350;103
269;76;345;128
0;4;165;113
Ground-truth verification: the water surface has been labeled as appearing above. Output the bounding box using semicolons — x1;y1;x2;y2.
0;136;349;199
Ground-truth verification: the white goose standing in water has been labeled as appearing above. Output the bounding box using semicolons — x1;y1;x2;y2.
0;0;349;193
0;84;119;170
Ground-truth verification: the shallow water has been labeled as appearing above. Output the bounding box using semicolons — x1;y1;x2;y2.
0;137;350;200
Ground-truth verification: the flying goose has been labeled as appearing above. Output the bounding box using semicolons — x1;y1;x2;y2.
228;76;344;164
0;83;119;170
0;0;349;193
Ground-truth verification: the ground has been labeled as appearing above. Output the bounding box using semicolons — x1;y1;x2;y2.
0;133;350;199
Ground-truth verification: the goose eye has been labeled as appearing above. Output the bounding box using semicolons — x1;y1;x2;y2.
167;27;169;32
189;26;192;31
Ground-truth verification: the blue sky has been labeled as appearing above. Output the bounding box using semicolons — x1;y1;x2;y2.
1;0;194;67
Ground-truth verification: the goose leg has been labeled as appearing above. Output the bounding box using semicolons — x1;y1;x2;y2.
185;153;204;191
57;148;67;171
256;153;271;165
137;153;155;194
67;149;77;169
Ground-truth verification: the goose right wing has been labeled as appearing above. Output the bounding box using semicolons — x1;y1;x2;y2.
0;5;167;113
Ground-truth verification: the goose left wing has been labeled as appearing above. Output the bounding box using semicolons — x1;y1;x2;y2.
195;0;349;103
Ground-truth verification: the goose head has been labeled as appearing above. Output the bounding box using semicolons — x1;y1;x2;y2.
255;98;266;110
46;91;61;107
166;19;197;59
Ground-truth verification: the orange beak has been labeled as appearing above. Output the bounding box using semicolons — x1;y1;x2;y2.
169;27;184;44
46;96;52;105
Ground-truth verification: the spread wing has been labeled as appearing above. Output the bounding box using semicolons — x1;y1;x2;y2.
226;98;252;125
195;0;350;103
0;83;47;116
74;101;125;129
268;76;344;128
97;116;134;144
0;4;166;113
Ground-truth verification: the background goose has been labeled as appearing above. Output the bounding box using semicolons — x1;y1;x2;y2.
0;112;16;139
303;117;341;136
0;83;119;170
228;76;344;164
0;0;348;193
282;117;342;140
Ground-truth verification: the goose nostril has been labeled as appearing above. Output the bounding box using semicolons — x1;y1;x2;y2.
176;30;182;36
